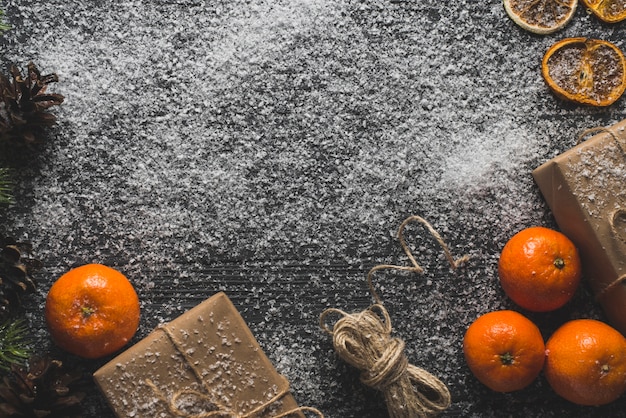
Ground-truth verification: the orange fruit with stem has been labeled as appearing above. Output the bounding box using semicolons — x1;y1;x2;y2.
503;0;578;34
581;0;626;23
45;264;140;359
542;38;626;107
463;310;545;392
545;319;626;405
498;226;582;312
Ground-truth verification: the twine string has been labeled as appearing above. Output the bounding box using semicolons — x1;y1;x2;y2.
321;215;469;418
577;126;607;144
596;273;626;301
577;125;625;155
367;215;470;304
319;305;451;418
145;324;323;418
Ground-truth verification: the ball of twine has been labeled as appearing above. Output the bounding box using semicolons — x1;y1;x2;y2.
320;216;469;418
320;305;451;418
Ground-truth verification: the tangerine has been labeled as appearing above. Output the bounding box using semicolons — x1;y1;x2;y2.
581;0;626;23
463;310;545;392
498;226;582;312
45;263;140;359
545;319;626;405
503;0;577;34
542;37;626;107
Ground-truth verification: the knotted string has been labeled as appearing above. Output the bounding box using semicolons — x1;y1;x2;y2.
145;323;324;418
320;215;469;418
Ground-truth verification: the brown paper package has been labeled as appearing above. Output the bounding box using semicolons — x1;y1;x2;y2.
93;292;305;417
533;119;626;334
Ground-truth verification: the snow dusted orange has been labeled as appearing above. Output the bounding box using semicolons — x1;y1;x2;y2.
463;310;545;392
45;264;140;359
545;319;626;405
498;226;582;312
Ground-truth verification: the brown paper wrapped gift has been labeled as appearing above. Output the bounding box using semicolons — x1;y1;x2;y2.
93;292;306;417
533;120;626;333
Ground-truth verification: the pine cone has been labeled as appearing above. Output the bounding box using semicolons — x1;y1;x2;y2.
0;62;64;145
0;355;85;417
0;237;37;319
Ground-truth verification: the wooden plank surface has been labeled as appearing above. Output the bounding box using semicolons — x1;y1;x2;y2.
1;1;625;417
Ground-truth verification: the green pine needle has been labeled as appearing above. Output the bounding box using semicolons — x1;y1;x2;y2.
0;168;12;204
0;9;10;32
0;320;31;370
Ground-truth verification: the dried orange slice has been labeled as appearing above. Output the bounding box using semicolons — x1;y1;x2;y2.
581;0;626;23
542;38;626;106
503;0;577;34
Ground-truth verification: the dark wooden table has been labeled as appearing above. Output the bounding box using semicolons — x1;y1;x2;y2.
1;1;625;417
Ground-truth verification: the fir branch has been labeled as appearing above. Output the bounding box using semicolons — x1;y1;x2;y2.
0;320;30;371
0;8;9;32
0;168;12;204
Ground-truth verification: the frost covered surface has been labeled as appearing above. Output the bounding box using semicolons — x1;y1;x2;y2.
1;1;625;417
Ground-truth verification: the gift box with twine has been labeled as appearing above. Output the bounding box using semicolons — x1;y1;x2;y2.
533;120;626;334
94;292;319;417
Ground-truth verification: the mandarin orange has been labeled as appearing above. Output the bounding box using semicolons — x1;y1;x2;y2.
498;226;581;312
545;319;626;405
45;263;140;359
463;310;545;392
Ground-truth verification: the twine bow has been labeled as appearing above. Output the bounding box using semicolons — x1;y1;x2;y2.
145;324;323;418
320;215;469;418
